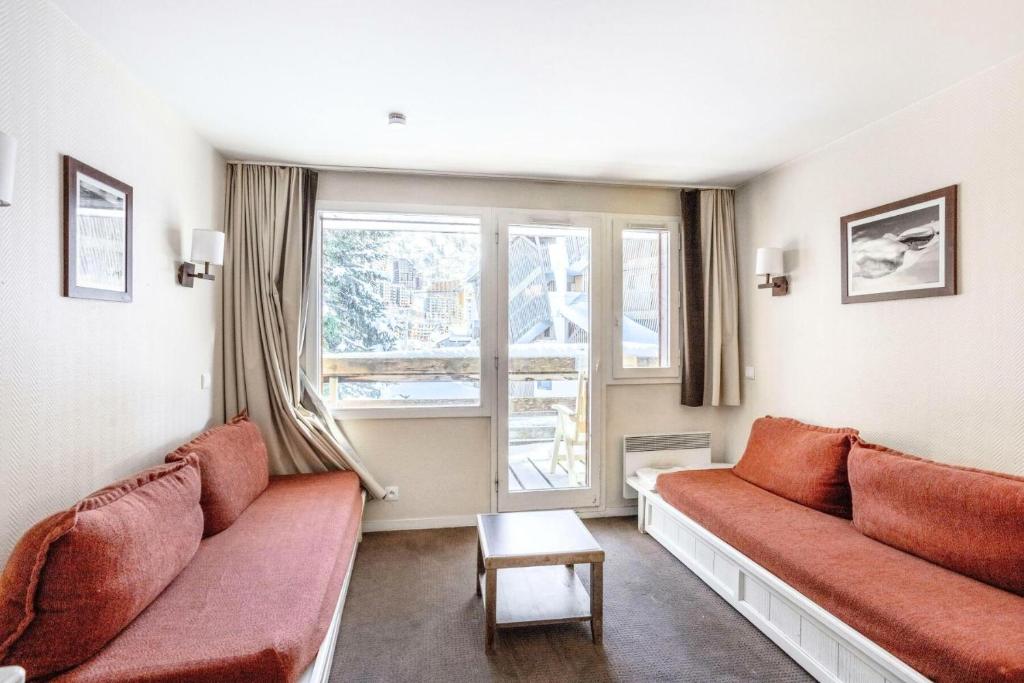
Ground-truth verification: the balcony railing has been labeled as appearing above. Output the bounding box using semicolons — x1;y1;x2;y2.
322;345;585;438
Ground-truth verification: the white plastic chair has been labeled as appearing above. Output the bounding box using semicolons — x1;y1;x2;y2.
550;373;588;485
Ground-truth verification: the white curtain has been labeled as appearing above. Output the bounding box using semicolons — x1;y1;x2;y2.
220;163;385;498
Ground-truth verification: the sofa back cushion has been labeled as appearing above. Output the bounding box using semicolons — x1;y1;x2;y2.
167;413;269;536
733;416;858;517
850;442;1024;595
0;456;203;679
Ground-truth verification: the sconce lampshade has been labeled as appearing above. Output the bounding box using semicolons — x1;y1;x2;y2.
755;247;784;276
191;229;225;266
0;130;17;207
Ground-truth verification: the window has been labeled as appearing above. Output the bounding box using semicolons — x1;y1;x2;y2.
612;219;679;379
318;211;483;411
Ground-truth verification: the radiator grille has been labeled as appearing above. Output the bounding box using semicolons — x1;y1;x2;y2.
623;432;711;453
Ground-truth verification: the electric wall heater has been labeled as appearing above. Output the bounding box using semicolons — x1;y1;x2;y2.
622;431;712;499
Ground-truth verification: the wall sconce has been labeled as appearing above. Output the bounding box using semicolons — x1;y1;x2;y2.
755;247;789;296
0;130;17;207
178;229;225;287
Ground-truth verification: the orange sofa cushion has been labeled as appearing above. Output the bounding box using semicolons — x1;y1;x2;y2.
53;471;363;683
657;468;1024;682
0;456;203;680
850;441;1024;596
732;416;858;517
167;413;269;536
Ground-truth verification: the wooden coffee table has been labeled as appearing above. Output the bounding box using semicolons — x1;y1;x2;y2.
476;510;605;652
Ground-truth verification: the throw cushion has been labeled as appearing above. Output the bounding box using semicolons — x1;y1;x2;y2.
166;413;269;536
733;416;858;517
0;456;203;679
850;442;1024;595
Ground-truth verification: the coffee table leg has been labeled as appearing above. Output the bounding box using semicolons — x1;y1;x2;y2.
476;539;483;596
485;568;497;652
590;562;603;645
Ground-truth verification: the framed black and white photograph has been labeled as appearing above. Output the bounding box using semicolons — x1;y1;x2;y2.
841;185;957;304
63;156;133;302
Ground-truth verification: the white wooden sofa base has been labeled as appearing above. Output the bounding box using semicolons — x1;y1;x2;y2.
0;667;24;683
299;491;365;683
629;477;928;683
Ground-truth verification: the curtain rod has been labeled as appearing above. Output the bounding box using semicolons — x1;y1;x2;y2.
224;159;735;191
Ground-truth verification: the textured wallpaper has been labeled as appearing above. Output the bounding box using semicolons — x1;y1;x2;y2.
731;53;1024;475
0;0;224;559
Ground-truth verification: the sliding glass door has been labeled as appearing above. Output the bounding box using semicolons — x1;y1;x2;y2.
497;215;601;511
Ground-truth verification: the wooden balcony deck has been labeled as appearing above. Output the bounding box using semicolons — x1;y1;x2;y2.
508;440;587;491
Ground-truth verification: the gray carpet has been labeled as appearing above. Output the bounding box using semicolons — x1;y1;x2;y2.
330;516;812;682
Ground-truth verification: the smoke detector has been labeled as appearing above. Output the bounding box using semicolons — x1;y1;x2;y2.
388;112;407;127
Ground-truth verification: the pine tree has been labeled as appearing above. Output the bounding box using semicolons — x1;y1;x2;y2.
321;229;398;353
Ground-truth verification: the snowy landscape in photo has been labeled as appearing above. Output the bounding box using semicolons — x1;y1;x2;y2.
848;201;944;295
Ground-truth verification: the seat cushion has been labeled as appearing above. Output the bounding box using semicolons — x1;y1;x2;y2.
657;468;1024;682
732;416;858;517
850;442;1024;596
53;470;363;683
0;457;203;680
167;413;269;536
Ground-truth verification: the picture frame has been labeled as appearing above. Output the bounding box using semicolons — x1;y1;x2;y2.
840;185;957;304
63;156;133;302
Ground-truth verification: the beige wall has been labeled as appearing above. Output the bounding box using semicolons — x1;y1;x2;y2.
317;171;681;216
730;54;1024;474
0;0;225;558
319;171;725;527
11;6;1011;542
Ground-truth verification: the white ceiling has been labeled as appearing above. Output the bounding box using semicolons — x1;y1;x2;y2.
53;0;1024;186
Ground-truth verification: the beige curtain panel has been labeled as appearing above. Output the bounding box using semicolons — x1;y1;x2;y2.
680;188;741;407
220;163;385;498
701;189;741;406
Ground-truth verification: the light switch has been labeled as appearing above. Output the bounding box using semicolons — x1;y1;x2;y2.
200;372;211;390
744;366;756;381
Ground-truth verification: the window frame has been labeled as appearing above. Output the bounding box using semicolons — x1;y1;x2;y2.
305;203;683;420
306;201;497;420
609;216;681;382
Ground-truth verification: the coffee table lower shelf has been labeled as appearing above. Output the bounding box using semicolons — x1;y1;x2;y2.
478;565;593;628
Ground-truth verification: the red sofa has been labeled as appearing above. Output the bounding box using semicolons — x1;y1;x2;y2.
0;415;363;682
656;417;1024;682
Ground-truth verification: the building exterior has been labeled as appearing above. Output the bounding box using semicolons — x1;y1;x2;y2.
392;258;420;288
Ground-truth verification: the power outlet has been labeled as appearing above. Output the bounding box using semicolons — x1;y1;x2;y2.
383;486;400;501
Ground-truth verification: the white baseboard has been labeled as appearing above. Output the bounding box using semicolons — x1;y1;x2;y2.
579;506;637;519
362;506;637;533
362;514;478;532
